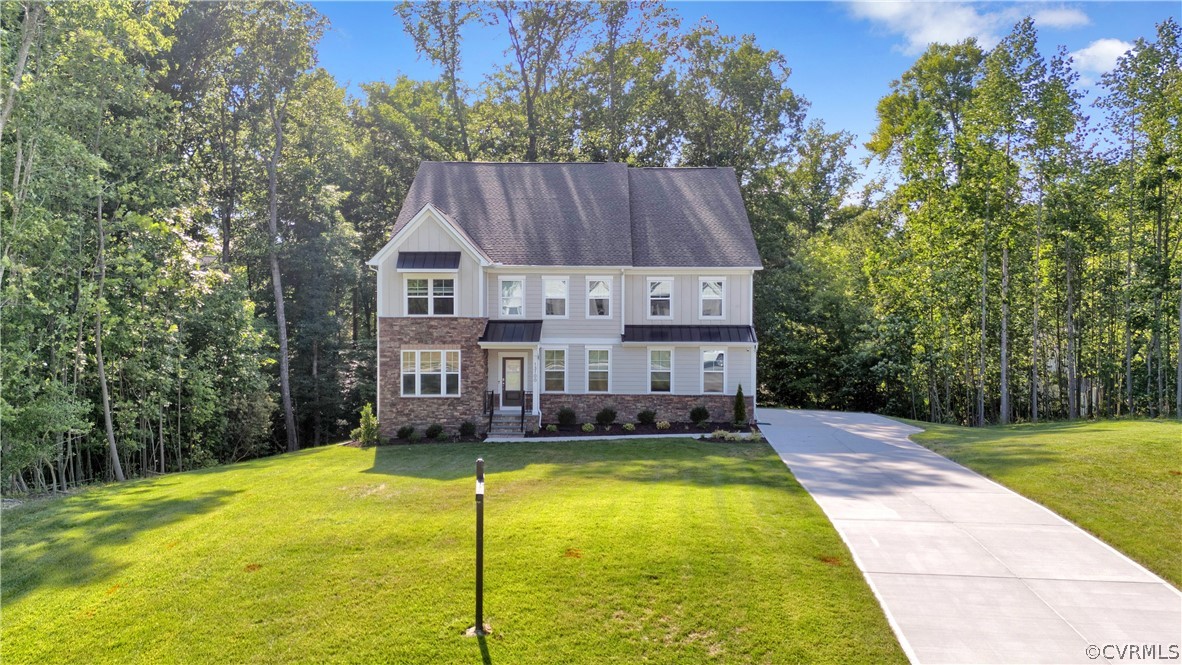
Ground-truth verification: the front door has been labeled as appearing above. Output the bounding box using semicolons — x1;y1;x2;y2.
501;357;523;408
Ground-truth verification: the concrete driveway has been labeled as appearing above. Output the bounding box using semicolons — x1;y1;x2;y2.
760;408;1182;664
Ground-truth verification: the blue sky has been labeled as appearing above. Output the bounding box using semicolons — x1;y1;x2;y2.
313;1;1179;166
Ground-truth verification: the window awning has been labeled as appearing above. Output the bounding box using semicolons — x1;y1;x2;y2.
623;325;757;344
396;251;461;271
479;320;543;344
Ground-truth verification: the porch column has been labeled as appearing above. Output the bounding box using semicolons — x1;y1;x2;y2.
532;346;541;415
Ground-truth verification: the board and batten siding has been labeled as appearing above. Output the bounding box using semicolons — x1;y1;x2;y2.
623;272;752;325
485;270;621;339
544;344;753;396
376;216;482;318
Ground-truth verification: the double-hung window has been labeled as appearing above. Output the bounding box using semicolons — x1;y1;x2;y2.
702;349;725;393
543;277;568;317
500;278;524;317
649;348;672;393
648;278;672;319
544;349;566;392
401;350;461;396
699;278;724;319
406;277;455;316
587;277;612;318
587;348;610;392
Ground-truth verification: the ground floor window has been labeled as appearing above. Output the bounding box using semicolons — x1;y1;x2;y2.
702;348;725;393
587;348;610;392
649;348;672;392
544;349;566;392
401;349;461;396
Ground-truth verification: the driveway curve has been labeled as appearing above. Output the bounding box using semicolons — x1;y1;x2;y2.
760;408;1181;664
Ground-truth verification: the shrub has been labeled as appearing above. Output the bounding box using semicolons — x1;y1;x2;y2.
545;424;558;432
637;410;657;426
724;431;744;442
690;406;710;425
408;431;423;442
656;420;671;430
595;407;617;426
746;432;763;442
557;407;577;427
733;384;747;425
459;421;477;437
396;425;415;440
425;423;444;439
581;423;595;433
711;429;729;439
351;403;380;446
623;422;636;432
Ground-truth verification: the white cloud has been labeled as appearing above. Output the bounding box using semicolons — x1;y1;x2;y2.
846;2;1091;55
1071;38;1134;75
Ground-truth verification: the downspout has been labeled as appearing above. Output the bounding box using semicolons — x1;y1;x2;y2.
369;263;380;423
620;269;626;337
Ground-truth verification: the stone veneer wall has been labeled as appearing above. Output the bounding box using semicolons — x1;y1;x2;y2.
378;317;488;436
539;393;755;425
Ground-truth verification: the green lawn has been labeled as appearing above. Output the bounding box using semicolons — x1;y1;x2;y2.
2;439;904;664
904;418;1182;587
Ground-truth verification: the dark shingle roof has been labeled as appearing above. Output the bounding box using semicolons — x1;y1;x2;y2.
479;320;544;343
396;251;461;270
391;162;760;268
623;325;757;344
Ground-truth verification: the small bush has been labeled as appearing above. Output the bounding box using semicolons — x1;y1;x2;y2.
425;423;444;439
623;423;636;432
459;421;477;437
733;384;747;425
637;410;657;426
746;432;763;442
724;431;744;442
581;423;595;433
396;425;415;440
545;424;558;432
408;431;423;442
711;429;729;439
656;420;671;430
351;403;380;446
557;407;577;427
690;406;710;425
595;407;617;426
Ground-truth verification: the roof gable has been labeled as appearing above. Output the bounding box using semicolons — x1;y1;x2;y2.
367;203;491;267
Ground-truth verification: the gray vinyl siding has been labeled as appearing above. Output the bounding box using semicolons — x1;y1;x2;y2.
485;270;621;339
534;344;754;396
623;272;752;325
378;217;482;318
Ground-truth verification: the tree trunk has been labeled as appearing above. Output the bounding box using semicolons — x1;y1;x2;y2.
268;104;298;452
1000;244;1010;424
978;192;988;427
1066;236;1078;420
0;2;43;143
95;197;126;482
312;339;321;447
1175;267;1181;418
1032;180;1042;422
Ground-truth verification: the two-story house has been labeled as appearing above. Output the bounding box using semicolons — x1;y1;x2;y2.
367;161;761;437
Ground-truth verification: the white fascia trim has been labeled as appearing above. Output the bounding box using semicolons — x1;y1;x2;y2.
624;266;761;274
477;342;540;350
621;341;756;347
367;203;492;267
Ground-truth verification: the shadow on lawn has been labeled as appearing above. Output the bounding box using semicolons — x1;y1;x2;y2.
1;488;241;604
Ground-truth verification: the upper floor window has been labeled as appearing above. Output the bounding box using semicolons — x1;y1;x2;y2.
401;350;461;396
648;278;673;319
500;278;524;317
544;349;566;391
702;349;725;393
700;278;725;319
649;348;672;392
587;348;610;392
587;277;612;318
406;277;455;316
543;277;568;317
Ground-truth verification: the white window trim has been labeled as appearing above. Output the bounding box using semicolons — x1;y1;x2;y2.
498;275;526;318
698;276;726;320
586;346;612;393
400;349;462;398
542;347;568;393
586;276;613;319
700;347;727;394
404;276;458;317
648;346;674;394
646;277;674;321
542;276;569;319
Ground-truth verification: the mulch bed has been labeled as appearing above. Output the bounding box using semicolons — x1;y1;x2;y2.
526;421;757;438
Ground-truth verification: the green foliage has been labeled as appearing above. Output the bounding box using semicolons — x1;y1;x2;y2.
595;407;617;426
655;420;671;430
351;404;379;446
623;422;636;432
396;425;415;440
424;424;444;440
458;421;477;437
733;385;747;425
581;423;595;433
557;407;577;427
545;424;558;432
636;410;657;426
689;406;710;425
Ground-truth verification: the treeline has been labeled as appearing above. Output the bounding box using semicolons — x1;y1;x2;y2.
1;1;1177;493
761;19;1181;426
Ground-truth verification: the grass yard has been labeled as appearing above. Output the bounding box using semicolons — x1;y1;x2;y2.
905;418;1182;587
1;439;904;664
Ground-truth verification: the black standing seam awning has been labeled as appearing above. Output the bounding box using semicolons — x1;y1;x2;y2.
622;325;757;344
396;251;461;270
479;320;544;344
